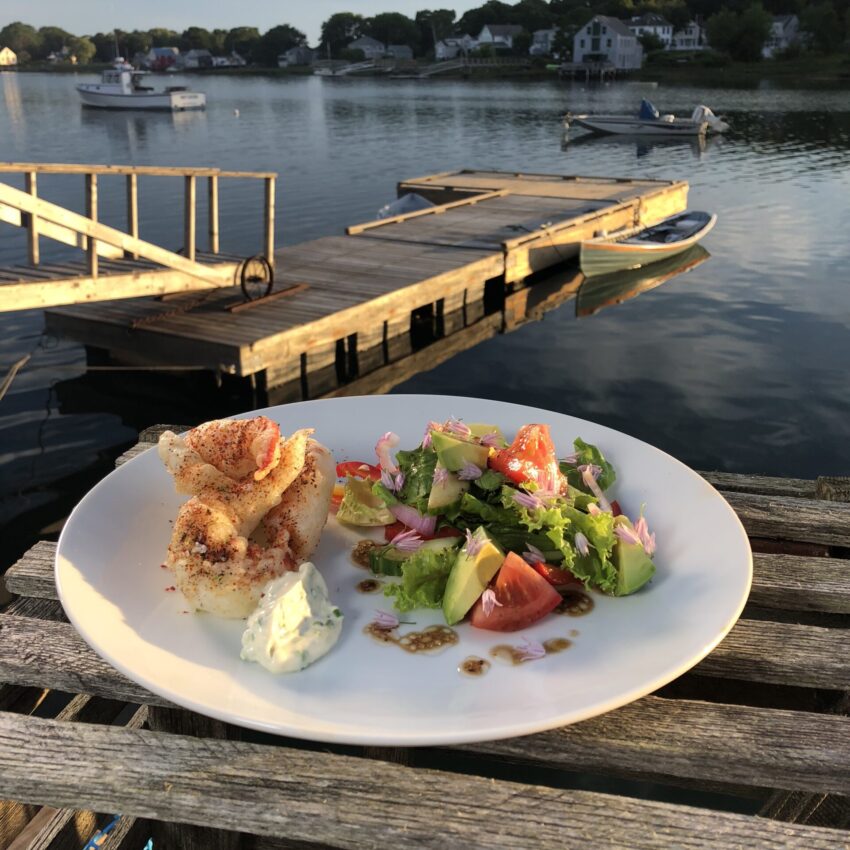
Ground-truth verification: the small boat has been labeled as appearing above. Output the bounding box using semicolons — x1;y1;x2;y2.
77;69;205;111
564;100;728;137
576;245;710;317
580;211;716;278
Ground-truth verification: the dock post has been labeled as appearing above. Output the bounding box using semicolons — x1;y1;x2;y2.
208;175;219;254
126;173;138;259
184;175;196;261
85;173;98;278
25;171;39;265
264;176;275;267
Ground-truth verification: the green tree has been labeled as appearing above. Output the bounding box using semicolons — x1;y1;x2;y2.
0;22;42;57
180;27;213;51
90;32;116;62
147;28;179;47
320;12;366;56
706;4;771;60
123;30;152;58
513;29;532;53
68;36;96;64
801;2;842;52
259;24;307;65
210;29;228;53
458;1;515;37
37;26;73;58
514;0;553;32
225;26;262;61
364;12;419;48
415;9;456;54
638;30;666;51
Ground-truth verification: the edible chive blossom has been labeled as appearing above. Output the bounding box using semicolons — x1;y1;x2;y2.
445;418;471;437
514;490;544;511
464;528;484;557
480;431;501;448
481;588;503;617
574;531;590;557
561;452;580;465
517;638;546;662
457;461;483;481
432;466;449;487
390;529;424;553
422;420;441;450
381;469;406;493
634;516;657;556
373;609;402;630
523;543;545;565
579;464;612;513
615;523;642;547
375;431;400;474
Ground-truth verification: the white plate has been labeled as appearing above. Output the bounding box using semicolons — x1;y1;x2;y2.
56;394;751;746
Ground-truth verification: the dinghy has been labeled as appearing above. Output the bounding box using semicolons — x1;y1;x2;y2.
580;211;716;278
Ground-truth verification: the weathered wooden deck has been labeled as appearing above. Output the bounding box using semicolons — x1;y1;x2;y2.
44;170;688;391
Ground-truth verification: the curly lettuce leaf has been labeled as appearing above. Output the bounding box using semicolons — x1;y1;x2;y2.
563;506;617;593
336;478;394;527
383;544;456;612
396;446;438;513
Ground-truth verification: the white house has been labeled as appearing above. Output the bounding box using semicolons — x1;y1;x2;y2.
762;15;799;58
278;46;317;67
0;46;17;66
346;36;385;60
476;24;523;51
530;28;559;56
179;49;213;69
435;35;477;60
573;16;643;69
386;44;414;60
627;13;673;48
670;21;705;51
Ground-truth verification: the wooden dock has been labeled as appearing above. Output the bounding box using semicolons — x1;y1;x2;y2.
40;169;688;394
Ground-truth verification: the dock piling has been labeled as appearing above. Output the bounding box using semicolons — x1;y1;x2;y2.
85;173;98;278
25;171;39;265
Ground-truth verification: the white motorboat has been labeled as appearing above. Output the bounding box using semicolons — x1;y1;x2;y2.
564;100;728;137
77;69;205;111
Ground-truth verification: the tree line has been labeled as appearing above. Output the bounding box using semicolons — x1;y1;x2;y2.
2;0;848;67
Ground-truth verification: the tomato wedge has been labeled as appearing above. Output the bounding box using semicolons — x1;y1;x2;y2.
489;424;563;491
336;461;381;481
532;562;583;589
469;551;562;632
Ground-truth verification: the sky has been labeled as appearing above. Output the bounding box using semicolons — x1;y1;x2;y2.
0;0;482;46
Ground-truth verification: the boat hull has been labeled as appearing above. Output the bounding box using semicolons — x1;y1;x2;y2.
77;87;206;111
580;213;716;278
568;115;706;136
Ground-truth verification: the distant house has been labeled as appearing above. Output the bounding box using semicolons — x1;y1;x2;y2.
762;15;799;58
627;13;673;48
144;47;180;71
0;46;16;66
386;44;414;60
671;21;705;51
573;16;643;69
530;27;559;56
476;24;523;50
435;35;477;60
278;46;317;67
180;49;213;69
346;36;385;60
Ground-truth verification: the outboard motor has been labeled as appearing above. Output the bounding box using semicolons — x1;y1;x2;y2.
692;105;729;133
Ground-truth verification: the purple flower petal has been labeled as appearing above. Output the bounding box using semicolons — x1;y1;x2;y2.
445;418;471;438
561;452;580;465
522;543;545;565
373;609;400;630
390;529;424;553
634;516;656;556
574;531;590;557
481;588;503;617
457;461;483;481
480;431;501;448
615;523;642;547
432;466;449;487
422;420;441;450
513;490;543;511
465;528;484;558
578;464;612;513
375;432;400;473
517;637;546;662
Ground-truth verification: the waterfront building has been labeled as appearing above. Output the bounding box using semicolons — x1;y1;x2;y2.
530;28;560;56
387;45;414;60
573;16;643;70
346;36;386;60
670;21;706;51
435;35;477;60
762;15;800;58
627;13;673;48
179;49;213;70
0;46;16;66
278;46;317;67
144;47;180;71
476;24;523;51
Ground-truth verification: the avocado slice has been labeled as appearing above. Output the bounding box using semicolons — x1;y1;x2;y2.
442;527;504;625
427;462;469;512
430;431;490;473
612;517;655;595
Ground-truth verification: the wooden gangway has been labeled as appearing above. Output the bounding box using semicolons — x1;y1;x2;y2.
0;163;276;311
43;169;688;396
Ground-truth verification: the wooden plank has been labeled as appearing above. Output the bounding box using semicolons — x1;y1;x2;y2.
5;540;57;599
720;491;850;547
208;175;219;254
264;176;275;265
699;471;817;499
126;173;138;259
184;175;196;262
0;712;848;849
0;163;275;179
460;694;850;796
749;552;850;613
25;171;39;265
85;173;98;278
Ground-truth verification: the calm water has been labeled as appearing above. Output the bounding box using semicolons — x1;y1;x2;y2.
2;71;850;568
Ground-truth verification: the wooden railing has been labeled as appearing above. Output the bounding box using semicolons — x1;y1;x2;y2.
0;163;277;276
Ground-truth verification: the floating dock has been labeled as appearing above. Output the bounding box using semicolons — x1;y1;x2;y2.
40;169;688;397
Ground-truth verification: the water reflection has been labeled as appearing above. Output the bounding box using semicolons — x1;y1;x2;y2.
561;131;717;160
1;72;23;129
79;108;207;156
